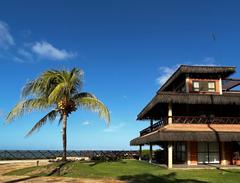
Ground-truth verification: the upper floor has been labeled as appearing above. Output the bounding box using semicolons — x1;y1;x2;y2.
158;65;240;95
136;65;240;136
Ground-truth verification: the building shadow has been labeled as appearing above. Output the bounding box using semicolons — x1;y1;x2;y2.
118;172;208;183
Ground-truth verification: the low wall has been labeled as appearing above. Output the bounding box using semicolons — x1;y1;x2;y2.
0;150;139;160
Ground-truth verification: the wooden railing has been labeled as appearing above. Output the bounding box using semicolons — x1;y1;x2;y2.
171;116;240;124
140;116;240;136
140;119;167;136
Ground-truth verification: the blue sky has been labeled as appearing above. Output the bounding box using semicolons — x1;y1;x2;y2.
1;0;240;150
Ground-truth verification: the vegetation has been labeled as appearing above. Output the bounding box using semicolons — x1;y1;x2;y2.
6;160;240;183
6;68;110;161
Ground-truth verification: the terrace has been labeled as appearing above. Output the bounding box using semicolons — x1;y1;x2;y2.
140;116;240;136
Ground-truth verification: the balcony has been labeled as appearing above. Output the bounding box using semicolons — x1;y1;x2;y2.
140;116;240;136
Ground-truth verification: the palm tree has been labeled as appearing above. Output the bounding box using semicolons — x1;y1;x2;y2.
6;68;110;161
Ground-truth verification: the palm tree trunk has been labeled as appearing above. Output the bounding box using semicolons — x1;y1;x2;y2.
62;113;67;161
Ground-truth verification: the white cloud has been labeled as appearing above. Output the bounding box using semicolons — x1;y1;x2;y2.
13;56;25;63
82;121;91;126
156;65;178;86
0;20;76;63
14;49;34;63
103;123;125;133
0;21;15;49
18;49;33;59
32;41;76;60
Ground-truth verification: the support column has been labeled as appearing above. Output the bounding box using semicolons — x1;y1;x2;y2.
187;141;191;165
186;76;190;93
168;142;173;168
168;103;173;124
149;143;152;163
221;142;226;165
219;78;223;95
139;145;142;161
150;119;153;132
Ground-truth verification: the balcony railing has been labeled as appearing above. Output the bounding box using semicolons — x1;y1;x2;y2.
140;116;240;136
139;119;167;137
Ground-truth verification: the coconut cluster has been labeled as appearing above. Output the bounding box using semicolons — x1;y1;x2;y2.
58;100;77;113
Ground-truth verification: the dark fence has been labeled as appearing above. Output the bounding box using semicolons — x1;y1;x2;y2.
0;150;139;160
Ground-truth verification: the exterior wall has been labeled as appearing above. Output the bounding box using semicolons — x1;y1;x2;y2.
221;142;233;165
187;78;221;94
187;141;198;165
187;141;233;166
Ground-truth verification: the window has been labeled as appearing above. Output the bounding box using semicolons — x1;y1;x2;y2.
208;82;216;92
193;81;200;91
192;81;216;92
197;142;219;164
173;142;186;163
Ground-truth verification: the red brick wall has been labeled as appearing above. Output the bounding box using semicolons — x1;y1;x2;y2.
221;142;233;165
188;141;198;165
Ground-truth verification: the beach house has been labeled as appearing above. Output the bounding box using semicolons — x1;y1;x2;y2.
130;65;240;168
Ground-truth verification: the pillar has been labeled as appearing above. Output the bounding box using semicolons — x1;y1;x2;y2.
139;145;142;161
186;76;190;92
150;119;153;132
219;78;223;95
168;142;173;168
149;143;152;163
187;141;191;165
168;103;173;124
221;142;226;165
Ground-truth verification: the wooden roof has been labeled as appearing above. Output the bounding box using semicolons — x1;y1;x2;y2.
222;78;240;91
159;65;236;92
137;92;240;120
130;124;240;145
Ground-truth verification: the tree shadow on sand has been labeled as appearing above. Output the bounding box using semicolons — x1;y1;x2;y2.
118;172;208;183
4;175;39;183
3;161;70;183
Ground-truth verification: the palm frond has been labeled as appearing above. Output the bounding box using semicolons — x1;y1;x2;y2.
69;68;84;91
6;98;50;122
26;109;59;137
72;92;96;100
48;83;66;103
74;96;110;125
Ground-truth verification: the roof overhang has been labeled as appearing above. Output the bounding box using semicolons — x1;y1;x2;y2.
137;92;240;120
222;78;240;91
130;124;240;145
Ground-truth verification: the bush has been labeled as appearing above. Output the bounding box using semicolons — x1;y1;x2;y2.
90;151;139;161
